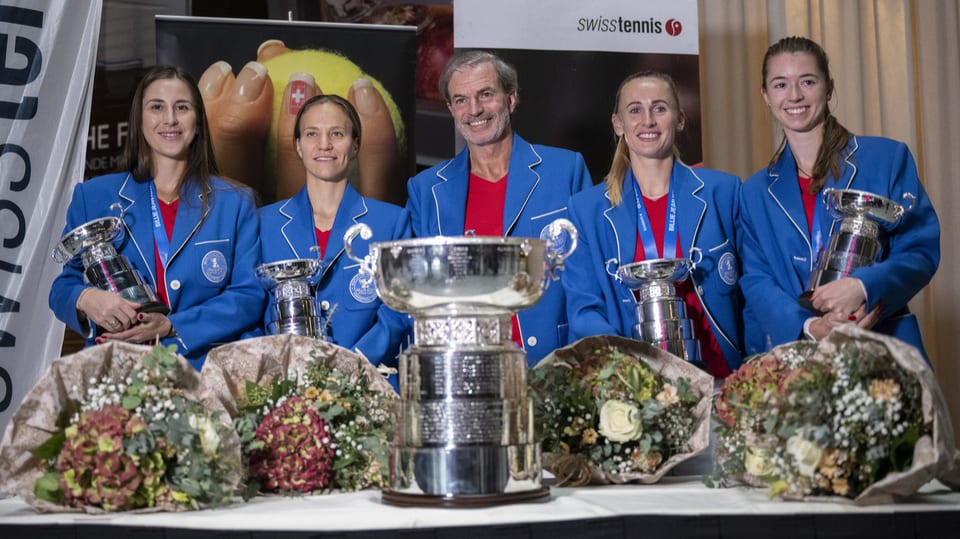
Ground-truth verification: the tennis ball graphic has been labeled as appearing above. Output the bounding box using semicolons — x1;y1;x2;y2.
261;48;406;155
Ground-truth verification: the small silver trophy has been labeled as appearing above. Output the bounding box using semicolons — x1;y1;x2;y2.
345;219;577;507
617;258;702;368
256;257;331;339
799;188;914;313
52;208;168;319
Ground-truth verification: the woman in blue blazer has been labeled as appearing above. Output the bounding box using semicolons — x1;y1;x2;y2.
258;94;412;375
740;37;939;357
49;65;265;369
562;72;744;378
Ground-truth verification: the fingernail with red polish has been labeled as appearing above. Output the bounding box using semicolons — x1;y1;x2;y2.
95;337;104;344
848;315;857;321
137;313;145;321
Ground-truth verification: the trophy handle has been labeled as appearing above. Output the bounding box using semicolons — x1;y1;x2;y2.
343;223;377;283
688;248;703;270
542;218;578;280
901;192;916;212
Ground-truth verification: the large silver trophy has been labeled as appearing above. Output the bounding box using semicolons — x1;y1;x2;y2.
617;258;702;368
52;208;168;322
256;257;330;339
345;219;577;507
799;188;914;313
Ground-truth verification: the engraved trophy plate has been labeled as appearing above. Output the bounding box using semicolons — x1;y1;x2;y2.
345;219;578;507
52;211;169;321
257;258;329;339
800;188;915;313
618;258;702;367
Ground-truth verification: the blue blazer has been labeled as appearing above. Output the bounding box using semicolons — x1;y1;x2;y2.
259;184;412;370
739;135;940;356
405;133;592;364
562;161;745;372
49;172;265;369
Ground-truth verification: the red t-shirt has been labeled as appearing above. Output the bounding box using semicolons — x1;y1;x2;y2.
798;174;817;234
154;198;178;306
464;172;523;348
314;227;331;259
633;194;729;378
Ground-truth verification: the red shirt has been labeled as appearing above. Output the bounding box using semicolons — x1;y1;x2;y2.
154;198;178;306
633;194;729;378
464;172;523;348
314;227;331;259
798;174;817;234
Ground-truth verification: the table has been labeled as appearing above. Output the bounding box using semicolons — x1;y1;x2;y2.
2;477;959;538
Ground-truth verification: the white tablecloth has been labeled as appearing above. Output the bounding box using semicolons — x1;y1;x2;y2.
1;477;958;532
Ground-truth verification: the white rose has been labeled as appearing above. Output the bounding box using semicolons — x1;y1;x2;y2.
189;414;221;457
786;433;823;478
743;446;775;477
598;400;643;442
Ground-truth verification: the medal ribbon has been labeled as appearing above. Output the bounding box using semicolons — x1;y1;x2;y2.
148;181;172;268
630;169;678;260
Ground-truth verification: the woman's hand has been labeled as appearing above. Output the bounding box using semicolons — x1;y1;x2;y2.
810;277;867;317
99;312;174;345
77;288;140;333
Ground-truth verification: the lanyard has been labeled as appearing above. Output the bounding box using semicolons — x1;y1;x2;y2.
148;181;172;268
630;169;677;260
810;195;824;266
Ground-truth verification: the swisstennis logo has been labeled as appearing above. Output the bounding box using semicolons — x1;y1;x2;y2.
577;15;684;36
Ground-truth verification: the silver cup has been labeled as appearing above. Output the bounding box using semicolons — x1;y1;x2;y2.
617;258;702;367
800;188;915;312
52;211;168;321
345;219;577;507
256;258;331;339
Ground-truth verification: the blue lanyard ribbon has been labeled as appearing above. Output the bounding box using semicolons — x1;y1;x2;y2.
810;194;824;266
148;181;172;268
630;169;678;260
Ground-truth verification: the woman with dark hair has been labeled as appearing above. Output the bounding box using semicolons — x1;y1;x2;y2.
49;65;265;369
739;36;939;356
561;72;744;378
258;93;411;379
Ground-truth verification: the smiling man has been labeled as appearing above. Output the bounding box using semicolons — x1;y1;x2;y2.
405;50;593;364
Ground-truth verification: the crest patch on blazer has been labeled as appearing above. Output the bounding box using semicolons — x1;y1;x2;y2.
201;250;228;283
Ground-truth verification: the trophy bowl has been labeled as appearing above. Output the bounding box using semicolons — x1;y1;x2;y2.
255;258;322;287
52;216;122;264
617;258;693;290
52;214;169;316
822;188;914;230
345;220;577;316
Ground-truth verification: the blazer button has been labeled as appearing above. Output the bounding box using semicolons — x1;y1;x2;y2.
697;285;704;295
526;336;538;347
319;300;331;310
169;280;181;291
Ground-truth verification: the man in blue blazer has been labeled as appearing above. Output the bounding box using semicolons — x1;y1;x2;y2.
406;50;592;364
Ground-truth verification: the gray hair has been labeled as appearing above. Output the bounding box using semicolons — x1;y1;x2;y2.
439;50;519;105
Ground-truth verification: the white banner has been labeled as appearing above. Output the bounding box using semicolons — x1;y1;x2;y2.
454;0;698;54
0;1;101;436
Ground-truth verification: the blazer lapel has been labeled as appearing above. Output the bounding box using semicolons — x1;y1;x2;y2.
503;134;539;237
166;180;207;267
768;145;813;260
319;184;366;282
280;187;318;259
673;162;706;257
117;175;158;284
607;174;638;266
824;136;860;236
433;152;469;235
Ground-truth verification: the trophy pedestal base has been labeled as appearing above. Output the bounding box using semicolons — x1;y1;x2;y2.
798;290;824;316
382;485;550;508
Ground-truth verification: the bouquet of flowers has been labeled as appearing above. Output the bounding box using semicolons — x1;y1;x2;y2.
530;335;713;486
0;342;242;512
707;325;960;504
200;334;396;496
